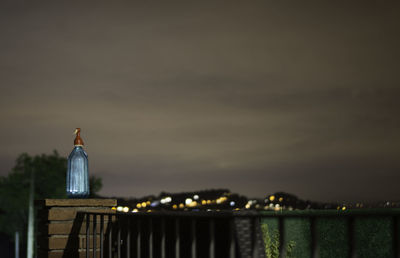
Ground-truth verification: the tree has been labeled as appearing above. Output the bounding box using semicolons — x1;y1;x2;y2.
0;151;103;241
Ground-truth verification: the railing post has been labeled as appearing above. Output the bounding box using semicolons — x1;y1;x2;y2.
108;214;113;258
348;217;356;258
251;217;258;258
117;217;121;258
93;214;97;258
191;219;197;258
127;218;131;258
209;219;215;258
86;214;90;258
137;219;141;258
229;218;236;258
175;218;180;258
278;216;284;258
161;218;166;258
149;218;153;258
100;214;104;258
310;216;318;258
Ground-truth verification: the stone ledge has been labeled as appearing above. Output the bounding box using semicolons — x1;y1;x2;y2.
47;207;115;221
37;199;117;207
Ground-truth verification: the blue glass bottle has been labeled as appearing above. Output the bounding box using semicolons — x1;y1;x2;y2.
66;128;90;198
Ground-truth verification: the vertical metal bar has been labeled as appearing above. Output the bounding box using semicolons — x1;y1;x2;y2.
137;219;141;258
393;216;399;258
161;218;166;258
251;217;258;258
191;219;197;258
86;214;90;258
100;215;104;258
127;218;131;258
149;218;153;258
209;219;215;258
117;218;121;258
175;218;180;258
229;218;236;258
278;217;284;257
348;217;356;258
108;215;112;258
93;214;97;258
310;217;318;258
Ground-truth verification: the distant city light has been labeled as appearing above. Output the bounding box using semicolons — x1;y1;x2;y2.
160;196;172;204
187;201;198;208
109;191;385;213
151;201;160;207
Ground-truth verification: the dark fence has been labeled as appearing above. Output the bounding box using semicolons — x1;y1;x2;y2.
81;209;400;258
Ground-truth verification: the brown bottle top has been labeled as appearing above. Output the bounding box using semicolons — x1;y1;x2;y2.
74;128;84;146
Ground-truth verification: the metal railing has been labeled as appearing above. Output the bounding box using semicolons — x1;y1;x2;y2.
81;209;400;258
82;211;263;258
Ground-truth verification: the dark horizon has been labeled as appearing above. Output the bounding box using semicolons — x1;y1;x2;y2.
1;1;399;203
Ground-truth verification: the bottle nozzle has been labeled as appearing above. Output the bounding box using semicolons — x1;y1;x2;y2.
74;128;84;146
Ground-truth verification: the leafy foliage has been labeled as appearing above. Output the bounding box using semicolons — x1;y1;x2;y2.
0;151;102;238
262;224;296;258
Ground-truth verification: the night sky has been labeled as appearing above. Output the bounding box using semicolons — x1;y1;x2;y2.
1;1;399;202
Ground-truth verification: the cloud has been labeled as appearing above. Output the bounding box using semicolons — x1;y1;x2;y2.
0;1;399;202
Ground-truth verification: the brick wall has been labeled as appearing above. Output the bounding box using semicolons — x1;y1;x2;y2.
37;199;116;258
